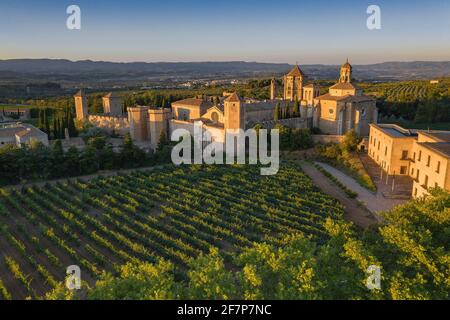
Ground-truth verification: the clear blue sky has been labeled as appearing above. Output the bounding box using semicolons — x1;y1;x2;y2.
0;0;449;64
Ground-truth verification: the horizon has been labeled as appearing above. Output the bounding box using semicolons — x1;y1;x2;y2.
1;0;450;64
2;58;450;66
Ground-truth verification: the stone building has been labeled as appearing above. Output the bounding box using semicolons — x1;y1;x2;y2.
368;123;450;198
312;60;378;136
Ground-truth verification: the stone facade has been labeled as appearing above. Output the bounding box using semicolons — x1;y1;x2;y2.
368;123;450;198
88;115;129;135
313;61;378;136
74;89;88;120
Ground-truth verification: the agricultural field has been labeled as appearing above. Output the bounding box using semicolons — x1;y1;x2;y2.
0;163;345;300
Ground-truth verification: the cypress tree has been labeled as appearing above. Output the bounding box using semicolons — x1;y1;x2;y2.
44;109;50;134
52;115;58;139
274;103;280;121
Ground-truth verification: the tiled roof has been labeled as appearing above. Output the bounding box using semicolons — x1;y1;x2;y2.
172;98;213;108
330;82;358;90
286;65;305;77
224;92;242;103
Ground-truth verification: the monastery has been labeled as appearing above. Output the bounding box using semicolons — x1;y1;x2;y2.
75;60;379;149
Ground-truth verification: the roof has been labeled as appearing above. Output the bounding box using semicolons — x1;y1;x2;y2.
419;131;450;143
417;142;450;158
172;98;213;108
330;82;358;90
315;93;351;102
369;124;418;139
15;127;46;138
316;92;375;103
224;92;242;103
286;65;305;77
74;89;85;97
104;92;121;99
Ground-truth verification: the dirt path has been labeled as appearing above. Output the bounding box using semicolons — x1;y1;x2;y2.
300;162;379;228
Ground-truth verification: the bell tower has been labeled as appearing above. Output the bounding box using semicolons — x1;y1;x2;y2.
339;58;352;83
283;65;305;102
224;92;244;131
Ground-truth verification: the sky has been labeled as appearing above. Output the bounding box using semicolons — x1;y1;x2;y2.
0;0;449;64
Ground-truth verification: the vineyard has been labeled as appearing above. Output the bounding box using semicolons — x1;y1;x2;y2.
0;163;345;300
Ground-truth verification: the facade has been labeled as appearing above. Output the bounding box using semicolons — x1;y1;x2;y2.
0;122;49;148
1;108;31;120
368;123;450;198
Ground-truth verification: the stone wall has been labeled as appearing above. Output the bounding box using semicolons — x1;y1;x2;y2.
88;115;129;135
254;117;308;130
312;134;344;144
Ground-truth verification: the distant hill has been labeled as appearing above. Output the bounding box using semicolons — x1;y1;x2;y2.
0;59;449;84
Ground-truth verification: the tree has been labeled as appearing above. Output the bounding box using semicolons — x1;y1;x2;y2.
293;101;300;117
157;129;168;152
341;130;359;152
274;103;280;121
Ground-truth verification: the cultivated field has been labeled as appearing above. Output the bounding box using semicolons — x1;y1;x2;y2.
0;163;345;299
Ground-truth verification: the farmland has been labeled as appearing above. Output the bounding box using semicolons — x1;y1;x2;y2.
0;162;345;300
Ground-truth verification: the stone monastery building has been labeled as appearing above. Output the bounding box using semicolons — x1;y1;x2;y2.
75;60;379;149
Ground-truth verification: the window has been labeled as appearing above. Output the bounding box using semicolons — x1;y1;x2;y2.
378;141;380;150
413;152;416;161
427;155;431;167
411;168;414;175
416;169;420;180
435;182;439;189
424;175;429;189
400;166;407;175
329;108;334;115
414;188;418;197
436;161;441;173
361;108;366;116
418;151;422;161
401;150;408;160
385;147;388;156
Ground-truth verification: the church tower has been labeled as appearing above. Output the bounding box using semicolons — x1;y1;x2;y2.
339;59;352;83
270;77;277;100
283;65;305;102
74;89;88;120
224;92;244;131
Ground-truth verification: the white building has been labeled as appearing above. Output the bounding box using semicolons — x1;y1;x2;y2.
0;123;49;148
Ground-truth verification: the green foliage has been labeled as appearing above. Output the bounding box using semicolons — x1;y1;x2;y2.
275;124;313;151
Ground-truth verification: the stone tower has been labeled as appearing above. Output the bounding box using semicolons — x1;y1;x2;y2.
339;59;352;83
74;89;88;120
283;65;305;102
224;92;244;131
270;78;277;100
103;92;123;116
127;106;150;141
148;108;172;149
